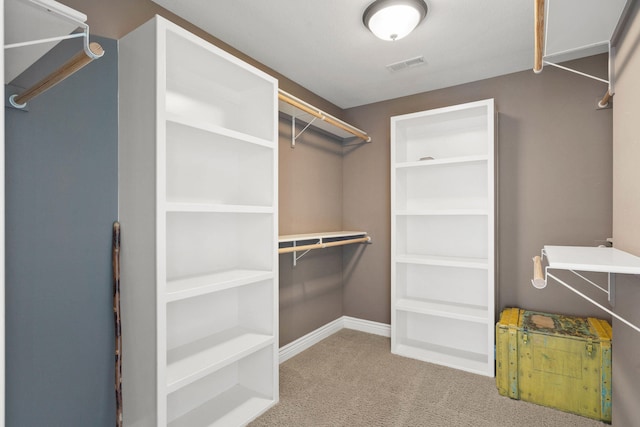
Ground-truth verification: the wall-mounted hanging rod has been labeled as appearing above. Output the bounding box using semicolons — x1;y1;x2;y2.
598;90;612;109
278;236;371;255
278;231;371;266
9;42;103;108
533;0;545;74
533;0;627;109
278;89;371;146
5;0;104;109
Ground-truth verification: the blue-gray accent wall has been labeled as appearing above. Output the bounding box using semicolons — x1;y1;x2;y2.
5;36;117;426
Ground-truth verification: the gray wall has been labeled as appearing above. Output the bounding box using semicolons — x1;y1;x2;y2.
278;117;345;346
343;54;613;324
612;1;640;425
5;36;118;426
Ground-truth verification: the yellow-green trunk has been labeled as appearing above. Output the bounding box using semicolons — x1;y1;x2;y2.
496;308;612;423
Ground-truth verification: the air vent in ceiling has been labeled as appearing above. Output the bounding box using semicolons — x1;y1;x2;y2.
386;56;426;72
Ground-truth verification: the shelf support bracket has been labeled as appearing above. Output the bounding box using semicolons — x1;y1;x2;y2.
291;115;318;149
532;251;639;334
279;234;372;267
608;272;616;306
532;0;633;109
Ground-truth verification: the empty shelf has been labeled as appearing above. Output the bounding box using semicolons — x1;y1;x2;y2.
395;209;488;216
165;202;273;214
166;328;274;393
165;109;273;148
395;154;489;169
279;230;367;243
394;339;489;376
544;245;640;274
166;269;274;302
168;385;273;427
278;89;370;143
396;298;488;323
396;254;488;269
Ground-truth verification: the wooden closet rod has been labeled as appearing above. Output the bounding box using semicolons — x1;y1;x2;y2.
533;0;613;108
533;0;545;73
278;90;372;142
278;236;371;254
598;90;612;108
10;42;104;108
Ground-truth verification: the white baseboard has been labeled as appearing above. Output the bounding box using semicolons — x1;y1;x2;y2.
342;316;391;337
279;316;391;364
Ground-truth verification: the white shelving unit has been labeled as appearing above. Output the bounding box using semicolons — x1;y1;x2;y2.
118;16;278;426
391;99;495;377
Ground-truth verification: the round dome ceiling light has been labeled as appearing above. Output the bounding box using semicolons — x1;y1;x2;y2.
363;0;428;41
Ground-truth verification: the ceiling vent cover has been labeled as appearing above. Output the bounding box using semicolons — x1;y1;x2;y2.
386;55;425;72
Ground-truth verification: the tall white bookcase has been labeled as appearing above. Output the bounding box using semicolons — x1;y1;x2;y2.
118;16;278;426
390;99;495;377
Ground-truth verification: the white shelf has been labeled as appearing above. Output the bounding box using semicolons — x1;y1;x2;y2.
396;298;487;323
165;202;273;214
165;112;274;149
279;230;367;243
278;89;370;143
395;161;489;212
166;270;274;302
165;120;274;208
166;212;274;280
396;209;488;216
168;385;272;427
395;154;488;169
396;254;489;269
544;245;640;274
278;101;354;140
166;328;274;394
394;341;489;376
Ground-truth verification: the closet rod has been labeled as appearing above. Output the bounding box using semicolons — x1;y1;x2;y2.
278;90;372;142
533;0;545;73
598;90;612;108
9;41;104;109
278;236;371;254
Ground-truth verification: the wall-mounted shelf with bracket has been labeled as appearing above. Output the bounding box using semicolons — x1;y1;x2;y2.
533;0;632;108
532;245;640;334
278;89;371;148
4;0;104;109
278;231;371;266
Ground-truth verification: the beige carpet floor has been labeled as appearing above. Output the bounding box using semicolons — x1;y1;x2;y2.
251;329;607;427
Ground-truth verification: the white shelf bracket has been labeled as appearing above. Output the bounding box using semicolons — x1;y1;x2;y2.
532;248;640;334
290;115;318;149
608;272;616;306
533;0;632;109
541;42;613;109
292;239;317;267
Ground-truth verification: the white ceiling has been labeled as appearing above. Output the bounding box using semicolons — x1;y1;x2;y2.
5;0;628;109
153;0;539;108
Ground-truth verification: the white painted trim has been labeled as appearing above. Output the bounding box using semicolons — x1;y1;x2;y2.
342;316;391;337
279;316;391;364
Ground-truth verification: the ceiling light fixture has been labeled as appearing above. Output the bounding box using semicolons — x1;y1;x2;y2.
363;0;428;41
